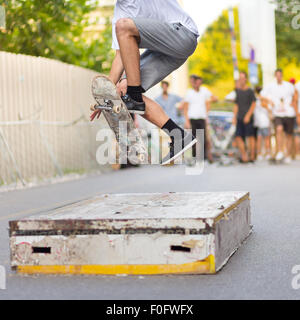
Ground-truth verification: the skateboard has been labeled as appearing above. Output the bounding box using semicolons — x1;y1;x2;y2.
91;75;147;165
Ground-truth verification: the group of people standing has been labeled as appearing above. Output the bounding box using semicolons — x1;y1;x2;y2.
155;69;300;164
231;69;299;164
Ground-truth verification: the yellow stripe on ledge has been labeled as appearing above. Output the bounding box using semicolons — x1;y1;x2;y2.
17;255;216;275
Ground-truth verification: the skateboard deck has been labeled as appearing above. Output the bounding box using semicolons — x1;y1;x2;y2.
91;75;147;165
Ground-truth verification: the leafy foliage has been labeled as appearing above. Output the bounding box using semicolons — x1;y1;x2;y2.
189;2;300;99
189;8;252;99
0;0;114;73
275;0;300;77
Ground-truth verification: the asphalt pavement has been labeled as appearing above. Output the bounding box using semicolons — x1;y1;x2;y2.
0;161;300;300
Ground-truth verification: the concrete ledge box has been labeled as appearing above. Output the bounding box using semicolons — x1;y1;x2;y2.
9;192;252;275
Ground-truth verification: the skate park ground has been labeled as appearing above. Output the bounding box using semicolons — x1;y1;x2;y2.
0;161;300;300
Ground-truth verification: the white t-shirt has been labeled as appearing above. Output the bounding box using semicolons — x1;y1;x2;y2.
112;0;199;50
254;98;270;129
184;87;212;120
296;81;300;113
225;90;237;102
261;81;296;118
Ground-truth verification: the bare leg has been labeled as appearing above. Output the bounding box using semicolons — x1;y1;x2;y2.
276;125;284;153
265;136;271;155
115;19;177;130
248;136;256;161
205;133;214;162
142;95;169;128
236;137;248;162
286;134;294;157
257;135;262;155
116;18;141;86
295;136;300;155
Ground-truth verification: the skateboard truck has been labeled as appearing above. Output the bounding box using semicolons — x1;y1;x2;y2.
128;144;147;164
91;75;148;165
94;99;121;114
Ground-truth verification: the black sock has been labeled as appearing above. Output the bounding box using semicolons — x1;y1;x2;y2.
162;119;185;141
127;85;144;102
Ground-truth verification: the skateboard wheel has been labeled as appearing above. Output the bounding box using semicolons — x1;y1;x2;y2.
113;105;121;114
138;153;145;163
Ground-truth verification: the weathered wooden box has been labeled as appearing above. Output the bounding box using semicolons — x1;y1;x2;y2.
9;192;252;275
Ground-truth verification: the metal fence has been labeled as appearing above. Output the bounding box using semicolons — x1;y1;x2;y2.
0;51;110;187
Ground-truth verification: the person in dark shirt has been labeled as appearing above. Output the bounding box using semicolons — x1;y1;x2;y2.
233;71;257;163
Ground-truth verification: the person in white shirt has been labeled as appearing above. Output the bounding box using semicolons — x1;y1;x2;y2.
254;87;272;160
90;0;199;165
182;74;216;162
225;80;241;102
261;69;298;163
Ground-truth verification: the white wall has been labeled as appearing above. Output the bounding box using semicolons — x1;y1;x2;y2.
0;52;110;186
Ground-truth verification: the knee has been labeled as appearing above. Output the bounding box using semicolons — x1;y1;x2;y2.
116;18;133;36
276;126;283;134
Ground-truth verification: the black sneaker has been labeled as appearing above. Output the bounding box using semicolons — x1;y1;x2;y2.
161;132;197;166
121;94;145;115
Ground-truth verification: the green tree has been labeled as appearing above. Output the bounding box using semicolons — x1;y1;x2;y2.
275;0;300;74
189;2;300;100
189;8;252;99
0;0;114;73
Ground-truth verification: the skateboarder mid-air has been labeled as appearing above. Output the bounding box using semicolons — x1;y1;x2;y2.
90;0;199;165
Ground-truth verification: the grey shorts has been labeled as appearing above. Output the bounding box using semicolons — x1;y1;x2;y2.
257;127;270;137
294;122;300;136
132;18;198;91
